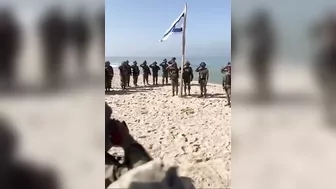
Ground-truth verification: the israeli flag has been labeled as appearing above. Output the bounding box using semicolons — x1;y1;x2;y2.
160;5;186;42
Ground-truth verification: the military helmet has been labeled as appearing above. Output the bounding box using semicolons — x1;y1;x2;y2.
200;62;206;67
125;60;129;63
143;60;147;64
228;61;231;65
133;61;137;64
172;57;176;60
153;61;157;65
105;61;110;66
163;58;167;62
185;61;190;65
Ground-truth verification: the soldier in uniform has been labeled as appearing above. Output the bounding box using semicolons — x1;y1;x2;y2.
221;62;231;106
246;9;275;100
140;61;151;86
181;61;193;96
0;8;21;90
39;7;68;88
196;62;209;97
167;62;179;96
149;61;160;85
131;61;140;86
159;58;169;85
105;61;114;91
118;62;128;90
125;60;132;87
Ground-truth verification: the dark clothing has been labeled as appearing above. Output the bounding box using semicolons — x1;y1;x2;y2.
221;66;231;87
105;66;113;91
126;65;132;87
160;62;169;85
105;118;153;184
247;14;274;98
196;67;209;96
0;10;20;89
182;66;193;95
149;64;160;77
140;64;151;85
39;9;68;87
131;65;140;86
119;65;128;89
149;64;160;85
168;66;179;96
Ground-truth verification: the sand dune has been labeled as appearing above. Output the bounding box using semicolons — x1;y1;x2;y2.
105;74;231;188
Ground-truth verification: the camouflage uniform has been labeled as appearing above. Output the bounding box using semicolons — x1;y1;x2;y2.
149;62;160;85
181;61;193;96
125;60;132;87
196;62;209;97
118;62;128;89
131;61;140;86
221;62;231;105
140;61;151;85
160;59;169;85
167;63;179;96
105;61;114;91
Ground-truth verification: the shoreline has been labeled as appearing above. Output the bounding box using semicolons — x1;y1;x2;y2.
110;69;224;87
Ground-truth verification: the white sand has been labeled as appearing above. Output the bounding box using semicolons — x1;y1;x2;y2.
105;74;231;188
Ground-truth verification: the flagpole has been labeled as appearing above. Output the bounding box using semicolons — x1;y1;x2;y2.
179;3;187;97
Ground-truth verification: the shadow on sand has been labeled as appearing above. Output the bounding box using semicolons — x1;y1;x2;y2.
189;93;226;99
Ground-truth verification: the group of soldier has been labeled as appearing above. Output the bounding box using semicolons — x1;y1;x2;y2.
105;57;221;98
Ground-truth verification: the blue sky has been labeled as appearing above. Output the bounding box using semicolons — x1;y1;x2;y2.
105;0;231;57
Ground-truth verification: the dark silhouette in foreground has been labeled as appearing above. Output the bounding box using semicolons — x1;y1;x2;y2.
246;8;275;101
39;7;69;88
0;117;60;189
311;12;336;126
0;8;21;91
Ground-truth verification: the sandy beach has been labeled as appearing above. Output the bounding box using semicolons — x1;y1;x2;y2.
105;74;231;188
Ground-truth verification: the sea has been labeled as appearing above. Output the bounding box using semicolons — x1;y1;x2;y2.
105;56;230;84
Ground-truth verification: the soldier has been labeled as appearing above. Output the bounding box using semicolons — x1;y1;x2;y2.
131;61;140;86
168;57;177;65
196;62;209;97
39;7;68;88
125;60;132;87
149;61;160;85
246;9;275;100
70;10;91;77
105;61;114;91
0;8;21;90
118;62;128;90
221;62;231;106
167;62;179;96
181;61;193;96
140;61;151;86
160;58;169;85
